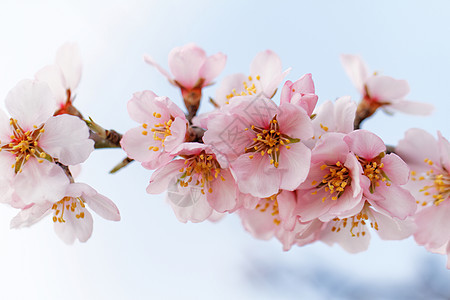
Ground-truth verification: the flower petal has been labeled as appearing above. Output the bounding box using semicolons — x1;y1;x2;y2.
388;100;434;115
55;42;82;91
5;80;55;130
35;64;67;106
39;114;94;165
10;202;52;229
54;207;93;244
340;54;369;94
147;160;186;194
371;210;415;240
199;52;227;85
14;159;69;205
366;75;410;101
344;129;386;160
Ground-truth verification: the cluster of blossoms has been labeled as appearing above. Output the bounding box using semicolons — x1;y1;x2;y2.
121;43;449;268
2;44;120;243
5;42;449;270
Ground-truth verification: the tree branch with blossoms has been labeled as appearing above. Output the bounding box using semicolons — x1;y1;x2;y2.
3;42;450;271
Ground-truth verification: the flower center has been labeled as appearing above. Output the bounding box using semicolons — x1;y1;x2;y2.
178;151;224;195
255;193;281;225
142;112;174;152
412;158;450;206
225;75;261;103
357;154;390;193
244;115;299;168
0;118;51;173
331;206;378;237
311;161;350;202
52;196;86;223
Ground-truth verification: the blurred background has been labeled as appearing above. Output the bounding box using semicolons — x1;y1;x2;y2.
0;0;449;299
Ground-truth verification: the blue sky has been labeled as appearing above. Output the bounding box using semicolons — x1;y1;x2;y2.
0;1;449;299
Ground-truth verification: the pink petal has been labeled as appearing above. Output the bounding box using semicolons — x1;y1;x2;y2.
250;50;282;90
168;43;206;88
370;210;415;240
311;132;348;164
320;221;370;253
231;153;281;198
239;206;276;240
199;52;227;85
340;54;369;94
35;64;67;106
277;190;297;231
368;184;416;220
208;168;237;213
277;103;313;140
39;114;94;165
144;54;173;82
55;42;82;90
366;75;410;101
414;201;450;249
381;153;410;185
54;207;93;244
296;190;335;222
438;131;450;171
203;112;253;162
278;142;311;191
214;73;247;106
162;117;187;152
5;80;55;130
396;128;439;172
67;183;120;221
10;202;52;229
388;100;434;115
120;126;162;163
167;181;212;223
333;96;357;134
14;159;69;205
344;130;386;160
147;160;186;194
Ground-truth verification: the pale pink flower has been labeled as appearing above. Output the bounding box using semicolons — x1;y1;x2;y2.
296;133;364;222
310;96;356;141
35;43;82;113
239;191;297;240
214;50;289;106
344;130;417;220
203;96;313;198
396;129;450;268
11;182;120;244
341;54;433;115
120;91;188;169
315;130;417;252
279;73;318;116
320;201;416;253
144;43;226;91
0;80;93;205
146;143;238;223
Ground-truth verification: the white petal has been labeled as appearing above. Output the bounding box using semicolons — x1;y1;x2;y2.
5;79;55;130
39;114;94;165
55;42;82;90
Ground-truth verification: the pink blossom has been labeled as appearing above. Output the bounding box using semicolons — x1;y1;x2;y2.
314;130;417;253
341;54;433;115
344;130;417;220
396;129;450;267
238;190;320;250
203;96;313;198
239;191;297;240
310;96;356;140
214;50;289;106
296;133;364;222
146;143;238;223
0;80;93;205
35;43;82;113
144;43;226;91
320;201;416;253
120;91;188;169
11;182;120;244
280;73;318;116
